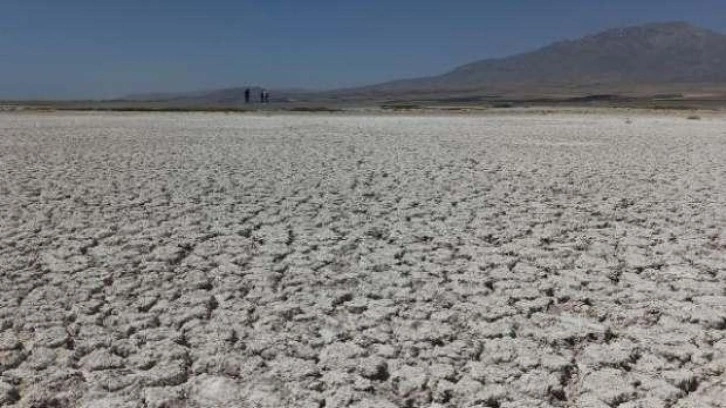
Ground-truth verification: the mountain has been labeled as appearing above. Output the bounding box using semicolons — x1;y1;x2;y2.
334;22;726;98
120;22;726;105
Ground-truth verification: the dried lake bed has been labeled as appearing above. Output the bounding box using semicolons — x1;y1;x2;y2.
0;111;725;407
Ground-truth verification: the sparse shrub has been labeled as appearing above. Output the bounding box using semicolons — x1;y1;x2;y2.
687;115;701;120
650;105;698;111
381;103;421;111
492;102;515;108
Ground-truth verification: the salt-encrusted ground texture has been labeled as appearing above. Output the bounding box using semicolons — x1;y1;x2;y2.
0;111;725;408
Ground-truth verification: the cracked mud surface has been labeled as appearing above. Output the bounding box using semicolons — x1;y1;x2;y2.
0;111;725;407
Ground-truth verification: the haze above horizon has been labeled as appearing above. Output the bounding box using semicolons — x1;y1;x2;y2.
3;0;726;99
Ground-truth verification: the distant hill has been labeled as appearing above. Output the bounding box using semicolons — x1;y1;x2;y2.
120;22;726;105
336;22;726;99
121;87;275;105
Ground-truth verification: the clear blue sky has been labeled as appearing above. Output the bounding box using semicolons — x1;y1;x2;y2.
2;0;726;99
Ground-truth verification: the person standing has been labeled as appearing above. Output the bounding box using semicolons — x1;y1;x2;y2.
244;88;250;104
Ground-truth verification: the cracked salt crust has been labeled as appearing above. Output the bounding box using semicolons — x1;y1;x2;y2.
0;111;724;407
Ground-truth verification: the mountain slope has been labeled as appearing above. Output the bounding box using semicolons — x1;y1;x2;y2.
119;22;726;104
344;22;726;95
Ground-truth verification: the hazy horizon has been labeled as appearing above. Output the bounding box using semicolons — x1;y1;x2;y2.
4;0;726;99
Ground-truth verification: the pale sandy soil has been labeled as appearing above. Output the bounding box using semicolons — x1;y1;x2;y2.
0;111;725;407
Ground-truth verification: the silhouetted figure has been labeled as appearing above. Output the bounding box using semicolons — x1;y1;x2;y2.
264;91;270;103
244;88;251;104
260;90;266;104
